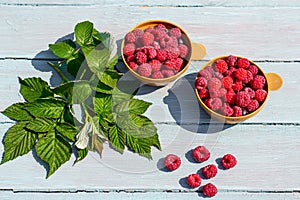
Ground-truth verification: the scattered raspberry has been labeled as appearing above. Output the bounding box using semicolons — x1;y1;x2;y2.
211;98;223;111
244;87;255;98
164;154;181;171
219;103;234;116
214;71;224;80
255;89;268;102
192;146;210;163
149;59;162;72
128;62;138;71
249;65;258;76
251;75;266;90
161;69;175;78
175;58;184;70
247;99;259;112
151;71;164;79
203;183;218;197
156;49;167;61
243;70;254;84
221;154;237;169
236;91;251;108
137;63;152;77
214;59;228;73
141;32;154;46
198;69;212;80
164;59;180;72
237;58;250;69
195;77;208;90
187;174;202;188
225;89;236;105
169;27;182;38
207;78;222;90
165;47;180;60
178;44;189;58
132;29;144;38
227;55;237;67
202;164;218;179
222;76;233;89
123;43;136;56
232;106;243;117
135;51;147;64
224;67;236;77
125;32;136;43
198;88;210;99
232;80;243;92
235;68;248;81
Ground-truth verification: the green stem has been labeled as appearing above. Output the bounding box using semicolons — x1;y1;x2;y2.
47;61;69;83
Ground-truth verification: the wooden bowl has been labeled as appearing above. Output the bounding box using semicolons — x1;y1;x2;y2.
121;20;206;86
195;55;283;124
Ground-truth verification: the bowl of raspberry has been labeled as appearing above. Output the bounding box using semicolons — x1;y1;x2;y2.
195;55;283;124
121;20;206;86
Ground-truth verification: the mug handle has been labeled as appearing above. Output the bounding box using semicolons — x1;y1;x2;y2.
265;73;283;91
191;43;206;60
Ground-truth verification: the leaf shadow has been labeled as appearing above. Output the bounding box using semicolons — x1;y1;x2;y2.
32;148;49;178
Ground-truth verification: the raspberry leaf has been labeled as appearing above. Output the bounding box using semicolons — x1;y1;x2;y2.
49;39;76;59
66;52;85;77
74;147;88;165
129;99;152;115
94;94;112;117
108;125;125;153
55;122;77;142
84;49;110;75
98;70;122;89
126;134;152;159
1;103;33;121
74;21;94;47
1;121;37;164
26;117;56;133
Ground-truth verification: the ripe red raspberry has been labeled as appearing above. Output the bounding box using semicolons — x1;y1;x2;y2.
235;68;248;81
141;32;154;46
132;29;144;38
187;174;202;188
166;36;179;48
227;55;237;67
211;98;223;111
232;106;243;117
164;154;181;171
159;35;170;48
151;71;164;79
214;71;224;80
135;51;147;64
192;146;210;163
247;99;259;112
243;70;254;84
224;67;236;77
209;88;219;98
123;43;136;57
203;183;218;197
208;78;222;90
214;59;228;73
128;62;138;71
178;44;189;58
156;24;166;30
204;98;213;109
152;41;161;50
198;69;212;80
222;76;233;89
125;32;136;43
249;65;258;76
169;27;182;38
146;46;157;59
126;55;135;63
219;103;234;116
255;89;268;102
165;47;180;60
198;88;209;99
175;58;184;70
218;88;227;98
225;89;236;104
152;29;167;40
164;59;180;72
145;27;154;33
237;58;250;69
156;49;167;61
202;164;218;179
232;80;243;92
251;75;266;90
161;69;175;77
195;77;207;90
236;91;251;108
137;63;152;77
221;154;237;169
244;87;255;98
149;59;162;72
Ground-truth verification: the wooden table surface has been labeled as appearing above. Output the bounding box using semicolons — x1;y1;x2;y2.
1;1;300;199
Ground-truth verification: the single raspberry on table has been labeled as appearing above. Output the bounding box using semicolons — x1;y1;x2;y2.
123;43;136;56
221;154;237;169
164;154;181;171
244;87;255;98
219;103;234;116
235;68;248;81
125;32;136;43
214;59;228;73
128;62;138;71
195;77;207;90
208;78;222;90
255;89;268;102
192;146;210;163
187;174;202;188
161;69;175;78
237;58;250;69
132;28;144;38
232;106;243;117
232;80;243;92
236;91;251;108
151;71;164;79
198;88;209;99
135;51;147;64
198;69;212;80
156;49;167;61
249;65;259;76
243;70;254;84
225;88;236;105
137;63;152;77
247;99;259;112
202;164;218;179
178;44;189;58
227;55;237;67
222;76;233;89
149;59;162;72
203;183;218;197
169;27;182;38
251;75;266;90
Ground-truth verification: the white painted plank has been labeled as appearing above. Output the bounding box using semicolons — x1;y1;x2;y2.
0;59;298;124
0;123;300;190
0;6;299;60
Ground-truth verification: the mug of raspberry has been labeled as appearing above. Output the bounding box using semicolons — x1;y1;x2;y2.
121;20;206;86
195;55;283;124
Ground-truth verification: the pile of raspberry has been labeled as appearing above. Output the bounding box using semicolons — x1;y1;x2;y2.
123;24;190;79
195;55;268;117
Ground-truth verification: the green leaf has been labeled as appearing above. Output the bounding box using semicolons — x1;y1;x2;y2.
19;77;53;102
94;94;112;117
1;103;33;121
74;147;88;165
95;82;113;94
25;98;66;119
56;122;77;142
74;21;94;46
1;121;37;164
61;107;76;125
129;99;152;115
108;125;125;153
35;130;72;178
26;118;56;133
106;54;119;70
90;134;104;158
49;39;76;59
126;134;152;159
66;52;85;77
85;49;110;75
99;70;121;89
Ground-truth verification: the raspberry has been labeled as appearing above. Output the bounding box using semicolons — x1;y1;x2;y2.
152;29;167;40
237;58;250;69
249;65;259;76
214;71;224;80
235;68;248;81
204;98;213;109
227;55;237;67
135;51;147;64
192;146;210;163
207;78;222;90
159;35;170;48
236;91;251;108
195;77;207;90
164;59;180;72
178;44;189;58
137;63;152;77
169;27;182;38
224;67;236;77
145;27;154;33
255;89;268;102
219;103;234;116
141;32;154;46
126;55;135;63
128;62;138;71
247;99;259;112
218;88;227;98
225;89;236;105
149;59;162;72
187;174;202;188
166;36;179;48
206;66;215;75
175;58;184;70
125;32;136;43
243;70;254;84
221;154;237;169
146;46;157;59
202;164;218;179
203;183;218;197
209;88;219;98
165;47;180;60
211;98;222;111
152;41;161;50
123;43;136;57
232;106;243;117
161;69;175;77
198;69;212;80
132;29;144;38
156;24;166;30
198;88;209;99
151;71;164;79
214;59;228;73
244;87;255;98
164;154;181;171
156;49;167;61
251;75;266;90
232;80;243;92
222;76;233;89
